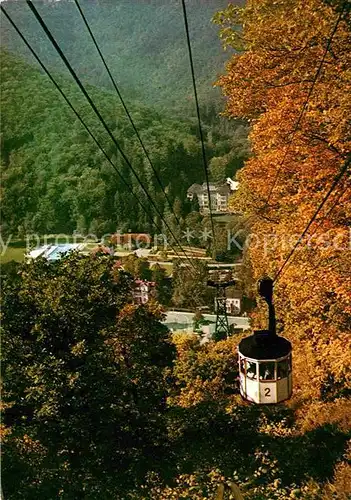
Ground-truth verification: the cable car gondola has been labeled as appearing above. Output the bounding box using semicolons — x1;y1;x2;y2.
238;278;292;404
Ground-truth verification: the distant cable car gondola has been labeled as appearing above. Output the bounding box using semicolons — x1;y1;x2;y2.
238;278;292;404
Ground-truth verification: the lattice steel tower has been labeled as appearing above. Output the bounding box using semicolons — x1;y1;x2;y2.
207;280;236;341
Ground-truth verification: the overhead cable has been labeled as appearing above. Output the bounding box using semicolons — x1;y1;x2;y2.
2;4;196;271
73;0;181;227
180;0;216;252
273;154;351;282
26;0;196;271
264;7;346;209
306;180;350;242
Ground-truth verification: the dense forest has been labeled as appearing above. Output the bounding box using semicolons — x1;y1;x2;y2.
2;0;351;499
0;50;248;237
0;0;249;239
2;252;351;499
0;0;244;111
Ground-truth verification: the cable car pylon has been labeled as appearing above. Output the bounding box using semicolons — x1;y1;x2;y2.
207;279;236;341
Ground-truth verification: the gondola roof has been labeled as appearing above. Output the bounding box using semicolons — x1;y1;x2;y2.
239;331;291;360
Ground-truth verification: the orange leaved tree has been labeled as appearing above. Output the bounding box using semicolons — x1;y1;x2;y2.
214;0;351;422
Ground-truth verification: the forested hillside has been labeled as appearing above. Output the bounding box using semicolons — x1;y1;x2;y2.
1;0;249;239
0;50;248;237
2;0;351;499
0;0;242;112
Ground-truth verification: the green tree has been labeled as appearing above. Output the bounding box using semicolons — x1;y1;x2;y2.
169;333;239;407
122;254;138;275
151;263;172;305
135;257;152;281
209;156;228;182
2;254;175;498
172;260;215;310
123;255;151;280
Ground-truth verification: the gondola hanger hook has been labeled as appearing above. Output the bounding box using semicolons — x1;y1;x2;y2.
257;276;276;337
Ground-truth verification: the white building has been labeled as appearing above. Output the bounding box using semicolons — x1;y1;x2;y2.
226;288;242;315
26;244;84;262
187;179;239;214
213;288;242;315
133;280;156;305
226;297;241;315
226;177;239;191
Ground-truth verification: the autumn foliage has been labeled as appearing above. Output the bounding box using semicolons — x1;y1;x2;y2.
214;0;351;425
2;1;351;498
